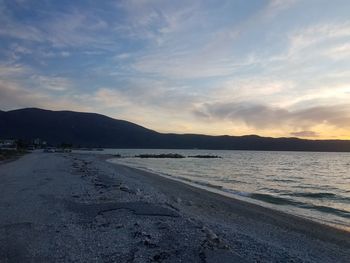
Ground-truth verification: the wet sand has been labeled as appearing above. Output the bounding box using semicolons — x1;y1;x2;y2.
0;152;349;262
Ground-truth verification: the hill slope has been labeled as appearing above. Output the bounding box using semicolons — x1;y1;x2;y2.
0;108;158;148
1;108;350;151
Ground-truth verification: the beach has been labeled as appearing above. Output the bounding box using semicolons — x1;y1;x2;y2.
0;152;349;262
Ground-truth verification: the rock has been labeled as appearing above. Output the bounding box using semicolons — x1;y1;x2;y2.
202;227;219;242
151;251;170;262
94;183;107;188
120;186;136;194
120;186;130;191
134;231;151;239
201;227;229;250
142;238;157;248
156;222;169;230
186;200;194;206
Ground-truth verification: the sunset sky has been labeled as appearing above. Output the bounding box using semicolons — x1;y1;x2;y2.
1;0;350;139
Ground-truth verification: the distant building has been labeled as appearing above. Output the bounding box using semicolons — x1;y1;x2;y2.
33;138;41;145
33;138;47;148
0;139;17;150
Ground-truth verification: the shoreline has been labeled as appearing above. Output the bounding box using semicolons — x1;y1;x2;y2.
107;159;350;240
0;152;349;262
107;157;350;232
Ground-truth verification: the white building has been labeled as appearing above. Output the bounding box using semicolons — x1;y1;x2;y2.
0;139;17;150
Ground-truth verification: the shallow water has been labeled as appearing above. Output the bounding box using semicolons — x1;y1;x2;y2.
93;149;350;230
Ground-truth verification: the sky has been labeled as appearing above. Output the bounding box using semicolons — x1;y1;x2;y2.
1;0;350;139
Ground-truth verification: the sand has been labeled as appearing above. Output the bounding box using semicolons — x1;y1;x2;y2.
0;152;349;262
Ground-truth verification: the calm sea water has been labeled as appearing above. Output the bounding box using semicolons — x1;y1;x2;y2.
85;149;350;230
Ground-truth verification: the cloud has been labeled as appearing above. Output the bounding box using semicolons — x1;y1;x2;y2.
0;63;29;77
287;22;350;60
116;1;255;80
263;0;298;18
60;51;70;57
0;77;89;112
113;53;131;60
209;78;293;104
0;79;68;110
0;20;44;42
132;53;237;79
0;3;114;50
92;77;201;114
290;130;319;137
44;11;112;48
38;50;71;58
325;43;350;61
31;75;72;91
114;0;198;42
194;102;350;131
194;102;288;128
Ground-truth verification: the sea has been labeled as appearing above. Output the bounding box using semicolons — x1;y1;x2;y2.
78;149;350;230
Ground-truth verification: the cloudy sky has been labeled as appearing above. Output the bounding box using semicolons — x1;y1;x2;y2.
1;0;350;139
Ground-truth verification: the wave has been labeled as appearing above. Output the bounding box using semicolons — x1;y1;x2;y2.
268;178;297;183
301;204;350;219
217;178;247;184
250;193;303;206
290;184;340;191
249;193;350;219
285;192;350;203
290;192;336;198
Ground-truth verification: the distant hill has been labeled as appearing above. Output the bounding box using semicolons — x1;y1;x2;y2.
1;108;350;152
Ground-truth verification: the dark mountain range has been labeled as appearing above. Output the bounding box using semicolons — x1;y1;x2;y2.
1;108;350;152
